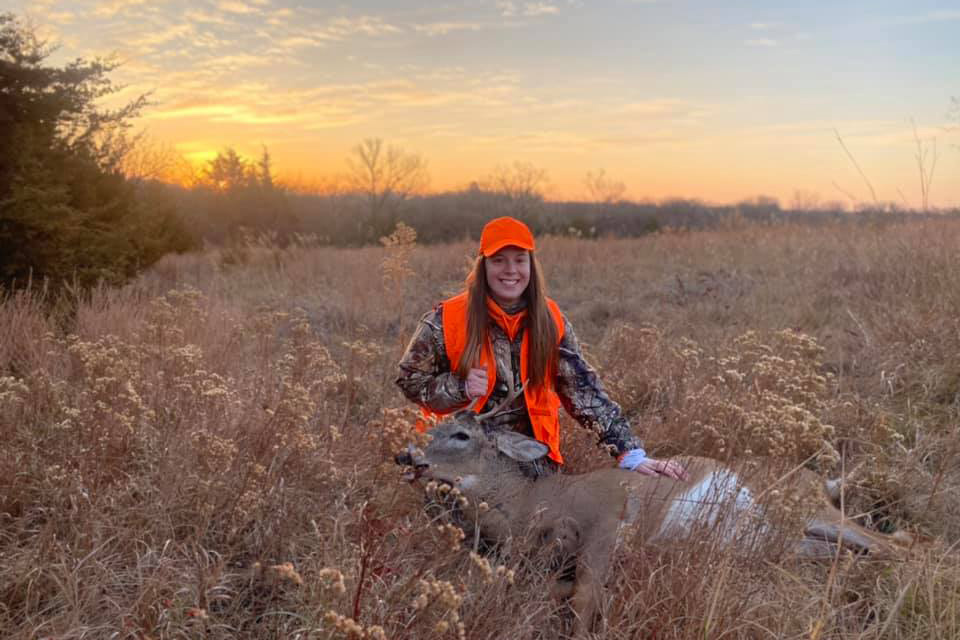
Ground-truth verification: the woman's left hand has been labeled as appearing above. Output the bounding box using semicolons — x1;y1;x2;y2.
632;457;690;481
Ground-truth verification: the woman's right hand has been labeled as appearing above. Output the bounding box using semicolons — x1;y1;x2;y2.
465;368;488;399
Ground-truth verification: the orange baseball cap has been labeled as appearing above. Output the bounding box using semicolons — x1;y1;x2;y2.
479;217;535;257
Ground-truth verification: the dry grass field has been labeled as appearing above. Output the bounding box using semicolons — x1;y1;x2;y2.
2;218;960;639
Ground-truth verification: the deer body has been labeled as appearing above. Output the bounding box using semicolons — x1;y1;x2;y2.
398;415;911;635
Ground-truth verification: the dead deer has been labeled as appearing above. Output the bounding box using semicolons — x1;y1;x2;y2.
396;392;916;636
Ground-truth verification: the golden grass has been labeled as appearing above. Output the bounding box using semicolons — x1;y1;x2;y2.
2;218;960;638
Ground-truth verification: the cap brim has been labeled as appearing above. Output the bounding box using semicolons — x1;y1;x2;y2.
481;240;535;257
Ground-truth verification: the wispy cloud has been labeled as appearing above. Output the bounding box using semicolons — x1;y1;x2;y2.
615;98;706;121
276;35;325;49
414;22;484;36
46;10;75;24
524;2;560;16
266;8;294;26
217;1;259;15
94;0;148;18
132;22;196;51
893;10;960;25
147;98;363;129
496;1;560;18
745;38;777;47
183;9;233;26
323;15;402;39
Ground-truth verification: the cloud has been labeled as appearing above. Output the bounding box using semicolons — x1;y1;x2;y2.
184;9;233;25
277;35;326;49
136;70;521;133
202;52;277;72
131;22;196;51
496;1;559;18
217;1;259;15
323;15;402;39
615;99;705;120
414;22;484;36
94;0;148;18
266;8;294;26
894;10;960;25
46;10;76;24
523;2;560;16
147;101;353;127
749;22;781;30
496;1;517;16
745;38;777;47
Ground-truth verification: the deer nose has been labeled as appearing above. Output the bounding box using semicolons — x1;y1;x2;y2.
395;445;428;469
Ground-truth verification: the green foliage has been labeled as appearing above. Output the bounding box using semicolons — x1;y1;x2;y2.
0;13;195;292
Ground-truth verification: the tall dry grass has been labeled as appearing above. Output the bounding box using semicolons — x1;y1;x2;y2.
2;219;959;638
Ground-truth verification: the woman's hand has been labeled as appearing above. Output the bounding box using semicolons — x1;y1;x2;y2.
464;368;488;399
619;448;689;481
632;458;690;481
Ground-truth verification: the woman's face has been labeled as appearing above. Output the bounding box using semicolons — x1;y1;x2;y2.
485;246;531;306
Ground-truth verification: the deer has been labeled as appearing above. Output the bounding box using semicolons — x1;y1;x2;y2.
395;387;917;636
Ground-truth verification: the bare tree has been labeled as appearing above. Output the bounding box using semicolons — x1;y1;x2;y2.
346;138;429;240
117;133;192;184
484;161;548;219
790;189;822;212
911;119;938;212
584;169;626;209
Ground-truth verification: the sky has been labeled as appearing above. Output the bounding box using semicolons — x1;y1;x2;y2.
10;0;960;207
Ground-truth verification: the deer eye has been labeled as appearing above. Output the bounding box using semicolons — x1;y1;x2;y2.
451;431;471;441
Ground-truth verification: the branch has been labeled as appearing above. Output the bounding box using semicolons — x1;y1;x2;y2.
833;128;878;206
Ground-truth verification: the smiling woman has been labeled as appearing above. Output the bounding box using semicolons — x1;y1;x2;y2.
395;216;689;480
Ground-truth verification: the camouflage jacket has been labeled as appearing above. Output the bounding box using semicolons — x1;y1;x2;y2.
395;301;643;460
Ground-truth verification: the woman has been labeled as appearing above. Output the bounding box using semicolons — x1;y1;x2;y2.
396;216;686;480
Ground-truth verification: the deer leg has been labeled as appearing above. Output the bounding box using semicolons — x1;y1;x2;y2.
569;541;612;637
800;512;903;559
570;568;600;638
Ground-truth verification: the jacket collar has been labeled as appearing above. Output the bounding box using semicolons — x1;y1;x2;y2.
485;296;527;341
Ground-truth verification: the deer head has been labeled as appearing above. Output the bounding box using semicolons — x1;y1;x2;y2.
395;382;547;489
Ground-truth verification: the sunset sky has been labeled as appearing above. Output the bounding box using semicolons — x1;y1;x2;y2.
11;0;960;207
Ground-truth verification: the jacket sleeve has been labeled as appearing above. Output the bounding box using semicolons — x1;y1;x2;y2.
396;307;472;413
554;314;644;456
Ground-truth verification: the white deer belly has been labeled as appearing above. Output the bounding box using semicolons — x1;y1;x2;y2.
649;470;768;544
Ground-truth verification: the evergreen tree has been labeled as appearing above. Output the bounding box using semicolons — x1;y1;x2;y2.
198;146;298;243
0;13;195;292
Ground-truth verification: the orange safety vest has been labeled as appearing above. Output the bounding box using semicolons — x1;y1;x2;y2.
420;292;567;464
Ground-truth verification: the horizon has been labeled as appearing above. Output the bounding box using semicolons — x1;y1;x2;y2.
10;0;960;208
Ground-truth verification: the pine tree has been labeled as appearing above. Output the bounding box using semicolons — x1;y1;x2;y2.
0;13;195;292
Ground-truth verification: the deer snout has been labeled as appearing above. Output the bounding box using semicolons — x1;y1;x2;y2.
395;445;429;481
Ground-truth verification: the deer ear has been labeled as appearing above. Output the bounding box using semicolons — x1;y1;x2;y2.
495;431;549;462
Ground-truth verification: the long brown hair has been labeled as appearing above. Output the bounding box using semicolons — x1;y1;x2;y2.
455;251;558;389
